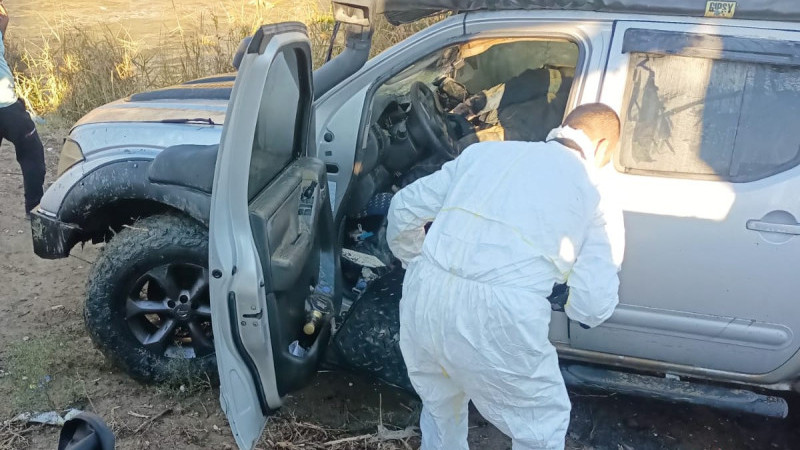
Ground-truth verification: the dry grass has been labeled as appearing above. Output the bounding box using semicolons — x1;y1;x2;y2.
259;413;419;450
6;1;443;123
0;420;32;450
0;410;418;450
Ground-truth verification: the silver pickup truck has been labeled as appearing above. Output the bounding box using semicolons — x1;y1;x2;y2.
31;1;800;444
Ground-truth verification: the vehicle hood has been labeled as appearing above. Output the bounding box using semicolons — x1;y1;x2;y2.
382;0;799;24
73;75;234;127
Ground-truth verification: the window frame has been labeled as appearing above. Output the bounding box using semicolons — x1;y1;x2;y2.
247;45;313;202
356;29;589;184
314;18;609;219
363;31;587;128
604;22;800;183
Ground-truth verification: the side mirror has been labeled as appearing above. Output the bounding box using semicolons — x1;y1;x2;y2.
232;36;253;70
332;0;379;29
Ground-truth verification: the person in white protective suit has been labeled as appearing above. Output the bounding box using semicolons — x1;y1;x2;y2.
387;103;625;450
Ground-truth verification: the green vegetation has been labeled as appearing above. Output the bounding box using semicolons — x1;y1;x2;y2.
1;335;94;412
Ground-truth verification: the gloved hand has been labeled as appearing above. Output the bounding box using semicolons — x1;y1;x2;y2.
547;283;591;329
547;283;569;311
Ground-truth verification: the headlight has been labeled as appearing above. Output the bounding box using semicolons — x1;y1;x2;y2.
56;139;84;176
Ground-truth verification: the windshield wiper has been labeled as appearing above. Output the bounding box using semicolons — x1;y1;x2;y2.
160;117;216;125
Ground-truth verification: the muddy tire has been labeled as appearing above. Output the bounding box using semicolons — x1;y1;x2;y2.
331;268;414;392
85;213;216;383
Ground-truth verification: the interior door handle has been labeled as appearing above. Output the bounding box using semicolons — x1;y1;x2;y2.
746;220;800;235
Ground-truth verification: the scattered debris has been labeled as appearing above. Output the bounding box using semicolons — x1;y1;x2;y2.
259;413;418;450
121;224;149;232
11;408;82;426
361;267;379;282
133;408;172;433
0;420;32;450
323;425;418;447
341;249;386;269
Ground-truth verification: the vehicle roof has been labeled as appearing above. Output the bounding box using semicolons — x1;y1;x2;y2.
381;0;799;24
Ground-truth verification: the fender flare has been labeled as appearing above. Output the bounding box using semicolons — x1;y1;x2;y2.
58;159;211;233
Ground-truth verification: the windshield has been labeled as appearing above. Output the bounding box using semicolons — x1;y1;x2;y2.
380;45;459;93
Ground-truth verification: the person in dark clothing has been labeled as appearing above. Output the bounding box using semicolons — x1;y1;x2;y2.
0;4;46;216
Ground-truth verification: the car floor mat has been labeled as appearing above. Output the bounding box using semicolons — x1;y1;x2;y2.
331;266;414;393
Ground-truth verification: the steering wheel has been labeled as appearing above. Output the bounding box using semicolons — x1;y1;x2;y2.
406;81;458;160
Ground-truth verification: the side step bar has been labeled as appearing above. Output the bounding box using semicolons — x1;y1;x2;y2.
561;364;789;419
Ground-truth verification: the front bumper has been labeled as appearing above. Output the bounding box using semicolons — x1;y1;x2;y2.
30;210;82;259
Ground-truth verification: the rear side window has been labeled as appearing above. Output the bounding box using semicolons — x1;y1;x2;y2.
248;49;302;200
618;43;800;182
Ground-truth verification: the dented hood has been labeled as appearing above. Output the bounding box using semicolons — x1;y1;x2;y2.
74;75;233;127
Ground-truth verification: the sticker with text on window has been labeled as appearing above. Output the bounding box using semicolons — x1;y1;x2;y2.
705;1;736;18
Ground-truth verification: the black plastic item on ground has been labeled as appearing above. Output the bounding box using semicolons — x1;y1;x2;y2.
331;267;414;393
58;412;115;450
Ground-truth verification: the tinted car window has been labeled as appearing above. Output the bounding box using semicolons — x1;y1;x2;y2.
618;53;800;182
248;49;301;200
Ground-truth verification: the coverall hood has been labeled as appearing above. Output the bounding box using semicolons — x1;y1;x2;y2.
546;125;597;162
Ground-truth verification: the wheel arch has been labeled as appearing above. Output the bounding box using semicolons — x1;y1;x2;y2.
57;160;211;249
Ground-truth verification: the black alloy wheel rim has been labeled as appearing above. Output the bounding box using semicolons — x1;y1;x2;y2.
125;263;214;359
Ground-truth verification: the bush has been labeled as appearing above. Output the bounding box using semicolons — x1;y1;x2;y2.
6;2;442;123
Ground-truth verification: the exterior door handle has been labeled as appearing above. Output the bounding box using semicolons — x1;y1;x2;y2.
746;220;800;235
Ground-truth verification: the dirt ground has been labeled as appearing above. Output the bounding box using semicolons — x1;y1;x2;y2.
1;127;800;449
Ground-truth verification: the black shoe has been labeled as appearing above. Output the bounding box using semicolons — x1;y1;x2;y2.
25;204;37;220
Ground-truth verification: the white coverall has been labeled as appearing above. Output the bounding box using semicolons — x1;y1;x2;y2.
387;126;624;449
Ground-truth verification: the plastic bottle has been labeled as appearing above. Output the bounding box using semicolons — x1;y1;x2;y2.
303;310;324;336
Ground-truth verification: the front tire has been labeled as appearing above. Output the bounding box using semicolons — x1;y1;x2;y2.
331;267;413;392
84;213;216;383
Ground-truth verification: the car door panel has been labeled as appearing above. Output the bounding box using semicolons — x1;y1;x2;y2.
250;163;317;292
249;158;333;395
209;22;333;449
571;174;800;373
580;21;800;376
